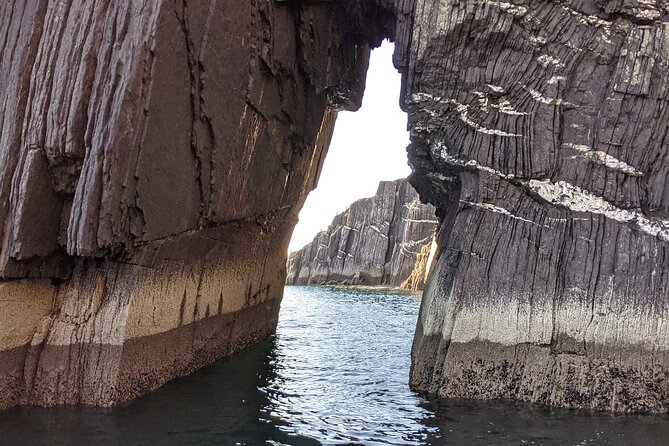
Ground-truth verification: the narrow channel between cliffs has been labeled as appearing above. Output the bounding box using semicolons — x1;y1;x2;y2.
0;0;668;414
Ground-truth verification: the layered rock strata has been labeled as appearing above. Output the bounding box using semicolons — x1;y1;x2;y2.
286;179;437;287
404;1;669;413
401;238;436;291
0;0;396;410
3;0;669;414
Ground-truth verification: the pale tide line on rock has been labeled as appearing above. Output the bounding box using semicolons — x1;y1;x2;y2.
424;293;669;352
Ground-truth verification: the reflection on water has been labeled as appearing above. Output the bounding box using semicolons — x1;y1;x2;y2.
421;398;669;445
0;338;300;446
0;286;668;445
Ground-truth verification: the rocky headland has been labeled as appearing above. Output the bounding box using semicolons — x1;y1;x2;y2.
1;0;668;414
286;179;437;289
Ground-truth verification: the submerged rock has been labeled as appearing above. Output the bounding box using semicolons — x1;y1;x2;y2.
286;179;437;288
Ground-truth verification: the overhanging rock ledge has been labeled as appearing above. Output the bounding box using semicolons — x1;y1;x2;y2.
0;0;397;410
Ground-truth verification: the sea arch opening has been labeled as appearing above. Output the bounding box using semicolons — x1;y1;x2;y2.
271;41;441;443
286;41;438;290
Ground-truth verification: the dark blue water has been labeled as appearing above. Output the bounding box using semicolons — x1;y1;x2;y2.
1;286;668;445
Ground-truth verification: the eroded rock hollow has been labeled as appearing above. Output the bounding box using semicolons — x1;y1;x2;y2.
2;0;668;414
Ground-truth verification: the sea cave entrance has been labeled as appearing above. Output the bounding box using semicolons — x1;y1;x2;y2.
271;41;440;441
286;40;438;291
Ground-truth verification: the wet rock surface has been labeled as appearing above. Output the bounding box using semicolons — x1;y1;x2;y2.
286;179;437;288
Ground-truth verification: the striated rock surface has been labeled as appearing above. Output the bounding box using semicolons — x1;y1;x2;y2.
401;238;436;291
286;179;437;287
404;0;669;413
3;0;669;414
0;0;396;410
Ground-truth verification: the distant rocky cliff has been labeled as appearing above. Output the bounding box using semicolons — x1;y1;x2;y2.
286;179;436;288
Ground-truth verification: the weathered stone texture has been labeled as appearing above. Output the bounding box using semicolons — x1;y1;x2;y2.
286;179;437;287
401;238;436;291
405;0;669;412
3;0;669;414
0;0;396;409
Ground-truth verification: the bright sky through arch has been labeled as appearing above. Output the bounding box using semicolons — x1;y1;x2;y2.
288;41;411;253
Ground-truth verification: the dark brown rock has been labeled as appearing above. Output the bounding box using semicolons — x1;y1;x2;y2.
403;0;669;413
0;0;398;410
286;179;437;287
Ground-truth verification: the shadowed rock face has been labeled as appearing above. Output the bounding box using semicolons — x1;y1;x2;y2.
404;1;669;413
286;179;437;288
2;0;669;414
0;0;396;409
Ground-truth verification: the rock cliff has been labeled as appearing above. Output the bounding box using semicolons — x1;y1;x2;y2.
2;0;669;414
286;179;437;287
404;0;669;413
0;0;394;410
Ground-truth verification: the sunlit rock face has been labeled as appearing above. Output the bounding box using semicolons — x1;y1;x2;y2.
0;0;395;410
401;238;437;291
404;0;669;413
286;179;437;288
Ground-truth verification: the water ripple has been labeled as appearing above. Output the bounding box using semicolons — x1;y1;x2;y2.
260;286;434;446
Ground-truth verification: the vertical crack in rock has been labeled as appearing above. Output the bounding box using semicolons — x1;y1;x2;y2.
381;182;402;284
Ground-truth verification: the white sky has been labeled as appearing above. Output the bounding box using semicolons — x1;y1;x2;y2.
288;41;411;252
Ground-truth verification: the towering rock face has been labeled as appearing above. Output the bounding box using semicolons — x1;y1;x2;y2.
0;0;395;410
2;0;669;414
404;1;669;413
286;179;437;288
